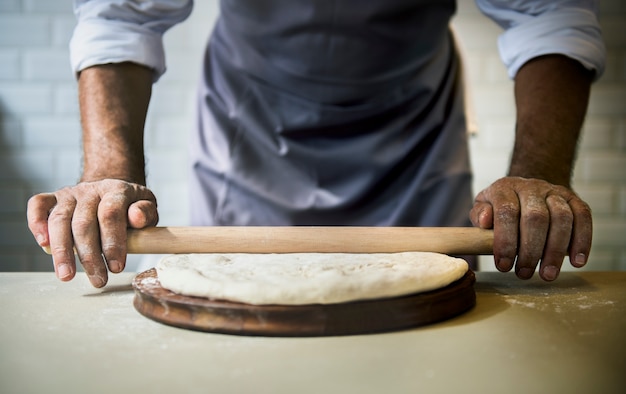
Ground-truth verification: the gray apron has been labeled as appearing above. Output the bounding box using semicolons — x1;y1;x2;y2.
189;0;473;245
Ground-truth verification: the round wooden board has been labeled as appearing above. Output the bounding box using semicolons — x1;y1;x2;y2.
132;268;476;337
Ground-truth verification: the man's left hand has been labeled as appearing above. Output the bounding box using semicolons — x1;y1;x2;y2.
470;176;592;281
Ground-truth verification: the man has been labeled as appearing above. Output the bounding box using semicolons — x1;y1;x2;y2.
27;0;605;288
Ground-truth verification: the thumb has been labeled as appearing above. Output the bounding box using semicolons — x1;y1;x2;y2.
127;200;159;229
470;202;494;229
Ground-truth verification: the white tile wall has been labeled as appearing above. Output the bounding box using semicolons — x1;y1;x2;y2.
0;50;20;80
0;83;52;113
1;1;624;273
0;15;49;46
23;0;73;13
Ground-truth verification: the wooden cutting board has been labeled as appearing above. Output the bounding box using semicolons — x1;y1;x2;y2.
132;269;476;337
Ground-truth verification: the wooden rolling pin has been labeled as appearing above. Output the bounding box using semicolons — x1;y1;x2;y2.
42;227;494;255
120;226;494;255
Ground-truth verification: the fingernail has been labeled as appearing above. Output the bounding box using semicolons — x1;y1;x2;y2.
518;267;534;279
109;260;122;273
497;258;514;272
57;263;72;279
574;253;587;267
36;234;46;246
88;274;106;288
542;265;559;281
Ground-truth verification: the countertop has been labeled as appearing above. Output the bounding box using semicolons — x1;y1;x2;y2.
1;271;624;394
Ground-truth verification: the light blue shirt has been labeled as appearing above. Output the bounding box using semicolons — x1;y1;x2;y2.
70;0;606;81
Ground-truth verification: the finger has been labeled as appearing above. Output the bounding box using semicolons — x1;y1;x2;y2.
516;194;549;279
72;195;108;287
490;189;520;273
46;191;77;282
127;200;159;229
27;193;57;248
568;196;593;268
469;201;494;229
538;194;573;281
97;193;130;274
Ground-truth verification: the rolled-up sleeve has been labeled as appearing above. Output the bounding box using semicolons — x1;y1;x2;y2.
475;0;606;80
70;0;193;81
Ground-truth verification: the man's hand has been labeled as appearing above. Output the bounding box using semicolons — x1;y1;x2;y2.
470;177;592;281
476;54;595;281
27;179;158;287
27;62;155;287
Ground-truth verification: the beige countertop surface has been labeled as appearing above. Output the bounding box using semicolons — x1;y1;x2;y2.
0;271;624;394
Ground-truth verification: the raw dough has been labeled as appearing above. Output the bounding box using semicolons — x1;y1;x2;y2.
156;252;468;305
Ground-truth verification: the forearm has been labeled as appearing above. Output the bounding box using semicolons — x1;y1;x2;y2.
78;62;153;185
509;55;593;188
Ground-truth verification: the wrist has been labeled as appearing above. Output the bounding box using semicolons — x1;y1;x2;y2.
507;154;572;188
81;157;146;185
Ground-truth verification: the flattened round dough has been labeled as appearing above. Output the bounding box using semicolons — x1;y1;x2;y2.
156;252;468;305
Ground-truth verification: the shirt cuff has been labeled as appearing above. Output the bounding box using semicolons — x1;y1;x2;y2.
497;7;606;80
70;19;166;81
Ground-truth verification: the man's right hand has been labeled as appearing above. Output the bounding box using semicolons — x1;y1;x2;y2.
27;179;158;288
30;62;156;288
